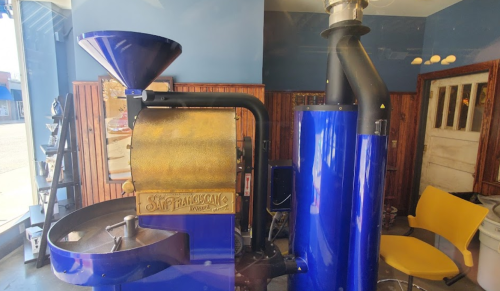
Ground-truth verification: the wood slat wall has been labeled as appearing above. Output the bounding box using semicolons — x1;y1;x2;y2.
73;82;124;207
265;91;294;160
473;61;500;195
385;92;420;215
74;82;265;207
265;91;419;215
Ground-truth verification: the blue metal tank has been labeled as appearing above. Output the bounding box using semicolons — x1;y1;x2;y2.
347;134;388;291
289;105;357;291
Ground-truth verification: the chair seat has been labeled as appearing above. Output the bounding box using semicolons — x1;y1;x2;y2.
380;235;460;281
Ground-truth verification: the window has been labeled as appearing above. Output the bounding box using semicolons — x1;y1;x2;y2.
472;83;488;132
434;82;488;132
0;100;9;116
446;85;458;127
458;84;472;130
434;87;446;128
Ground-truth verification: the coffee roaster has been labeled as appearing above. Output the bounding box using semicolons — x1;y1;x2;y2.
47;1;389;290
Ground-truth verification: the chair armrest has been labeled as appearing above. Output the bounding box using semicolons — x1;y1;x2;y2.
403;228;414;236
444;268;469;286
407;215;417;228
402;215;417;236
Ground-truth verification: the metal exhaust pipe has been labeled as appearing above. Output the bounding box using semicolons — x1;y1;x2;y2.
326;1;391;290
323;0;368;105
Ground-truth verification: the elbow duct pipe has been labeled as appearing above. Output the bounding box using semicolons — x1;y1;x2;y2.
337;35;391;135
325;24;356;105
141;91;270;252
337;33;391;291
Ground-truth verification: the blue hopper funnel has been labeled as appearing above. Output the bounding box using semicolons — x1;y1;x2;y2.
77;31;182;95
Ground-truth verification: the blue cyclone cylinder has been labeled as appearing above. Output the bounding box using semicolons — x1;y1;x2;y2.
289;106;357;291
347;134;388;291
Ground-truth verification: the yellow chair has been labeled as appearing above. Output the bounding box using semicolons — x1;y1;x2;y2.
378;186;488;291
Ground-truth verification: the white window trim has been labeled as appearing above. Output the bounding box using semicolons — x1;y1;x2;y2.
12;0;38;204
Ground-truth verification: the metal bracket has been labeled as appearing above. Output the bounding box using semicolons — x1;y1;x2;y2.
375;119;388;136
263;140;271;152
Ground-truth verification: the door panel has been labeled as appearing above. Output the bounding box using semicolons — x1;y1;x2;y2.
429;135;480;166
424;163;474;192
420;72;488;194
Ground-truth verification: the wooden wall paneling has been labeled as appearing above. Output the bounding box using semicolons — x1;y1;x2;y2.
287;93;292;159
283;93;291;159
379;92;420;215
280;92;287;160
278;92;285;160
269;92;275;159
394;94;406;210
268;92;272;158
91;84;106;204
409;77;428;214
268;91;276;160
265;91;294;161
77;84;88;206
276;92;283;160
74;82;133;207
402;93;420;214
275;93;281;160
384;93;402;211
84;84;98;205
482;182;500;196
480;62;500;187
75;83;93;206
387;93;420;215
74;85;87;207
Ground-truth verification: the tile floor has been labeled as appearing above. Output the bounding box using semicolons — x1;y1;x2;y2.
0;217;487;291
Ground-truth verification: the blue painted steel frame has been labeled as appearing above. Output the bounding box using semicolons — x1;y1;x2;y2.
289;109;357;291
347;135;388;291
49;232;188;286
139;215;235;264
50;209;234;290
118;215;235;291
90;215;235;290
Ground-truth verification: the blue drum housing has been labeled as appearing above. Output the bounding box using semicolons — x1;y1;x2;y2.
289;105;357;291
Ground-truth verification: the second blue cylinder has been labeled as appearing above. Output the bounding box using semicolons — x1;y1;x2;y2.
289;106;357;291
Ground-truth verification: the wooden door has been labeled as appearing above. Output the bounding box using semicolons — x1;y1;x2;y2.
420;72;489;194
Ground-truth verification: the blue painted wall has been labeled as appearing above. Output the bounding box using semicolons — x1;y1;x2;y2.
421;0;500;74
71;0;264;84
263;12;426;92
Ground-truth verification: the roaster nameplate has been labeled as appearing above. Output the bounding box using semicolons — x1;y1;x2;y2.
136;191;235;215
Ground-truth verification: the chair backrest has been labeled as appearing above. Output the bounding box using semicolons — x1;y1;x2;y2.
407;186;489;267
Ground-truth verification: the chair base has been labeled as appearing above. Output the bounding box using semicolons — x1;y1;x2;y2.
377;278;428;291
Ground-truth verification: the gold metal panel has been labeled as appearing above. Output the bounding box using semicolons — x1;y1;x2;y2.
131;108;236;215
136;191;235;215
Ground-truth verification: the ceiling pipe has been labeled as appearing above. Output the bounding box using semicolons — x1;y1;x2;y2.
323;0;369;105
